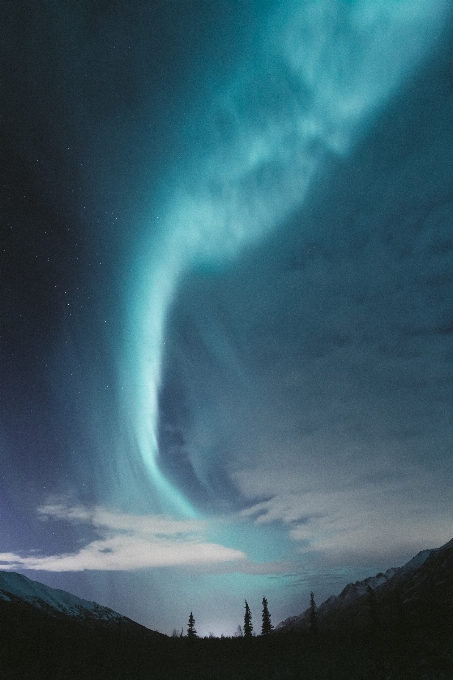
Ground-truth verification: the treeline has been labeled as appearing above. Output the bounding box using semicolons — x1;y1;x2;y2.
177;596;275;640
179;593;319;640
163;586;452;679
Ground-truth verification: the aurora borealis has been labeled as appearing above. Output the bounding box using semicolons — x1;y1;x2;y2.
2;1;452;636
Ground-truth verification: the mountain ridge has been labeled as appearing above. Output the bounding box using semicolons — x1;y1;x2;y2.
0;569;162;636
275;537;453;633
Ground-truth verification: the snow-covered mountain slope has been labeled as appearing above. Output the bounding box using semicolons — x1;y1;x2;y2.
275;537;453;632
0;571;122;622
0;570;159;635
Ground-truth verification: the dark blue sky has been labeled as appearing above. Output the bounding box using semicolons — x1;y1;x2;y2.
1;0;452;635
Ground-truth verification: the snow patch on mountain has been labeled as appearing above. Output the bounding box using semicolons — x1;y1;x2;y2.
398;549;432;573
330;568;398;605
0;571;122;623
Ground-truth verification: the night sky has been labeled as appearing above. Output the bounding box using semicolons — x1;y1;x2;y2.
1;0;452;636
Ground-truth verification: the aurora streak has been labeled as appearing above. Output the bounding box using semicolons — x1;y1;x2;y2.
123;0;449;515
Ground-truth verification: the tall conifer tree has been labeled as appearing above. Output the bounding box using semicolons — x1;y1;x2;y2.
244;601;253;637
309;592;318;638
187;612;197;639
261;597;273;635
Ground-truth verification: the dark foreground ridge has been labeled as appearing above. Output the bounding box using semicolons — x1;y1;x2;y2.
0;537;452;679
276;536;453;634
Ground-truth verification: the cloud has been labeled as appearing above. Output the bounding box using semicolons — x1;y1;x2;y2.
0;502;245;572
237;468;453;566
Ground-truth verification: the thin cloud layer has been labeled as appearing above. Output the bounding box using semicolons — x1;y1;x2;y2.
0;503;245;572
239;470;452;566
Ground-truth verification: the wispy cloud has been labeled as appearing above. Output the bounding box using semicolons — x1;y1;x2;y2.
238;469;453;566
0;502;245;571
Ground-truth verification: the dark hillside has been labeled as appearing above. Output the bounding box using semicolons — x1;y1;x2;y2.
0;599;170;680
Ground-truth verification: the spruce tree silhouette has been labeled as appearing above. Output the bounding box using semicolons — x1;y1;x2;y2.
244;601;253;638
261;597;273;635
187;612;197;640
309;592;318;639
